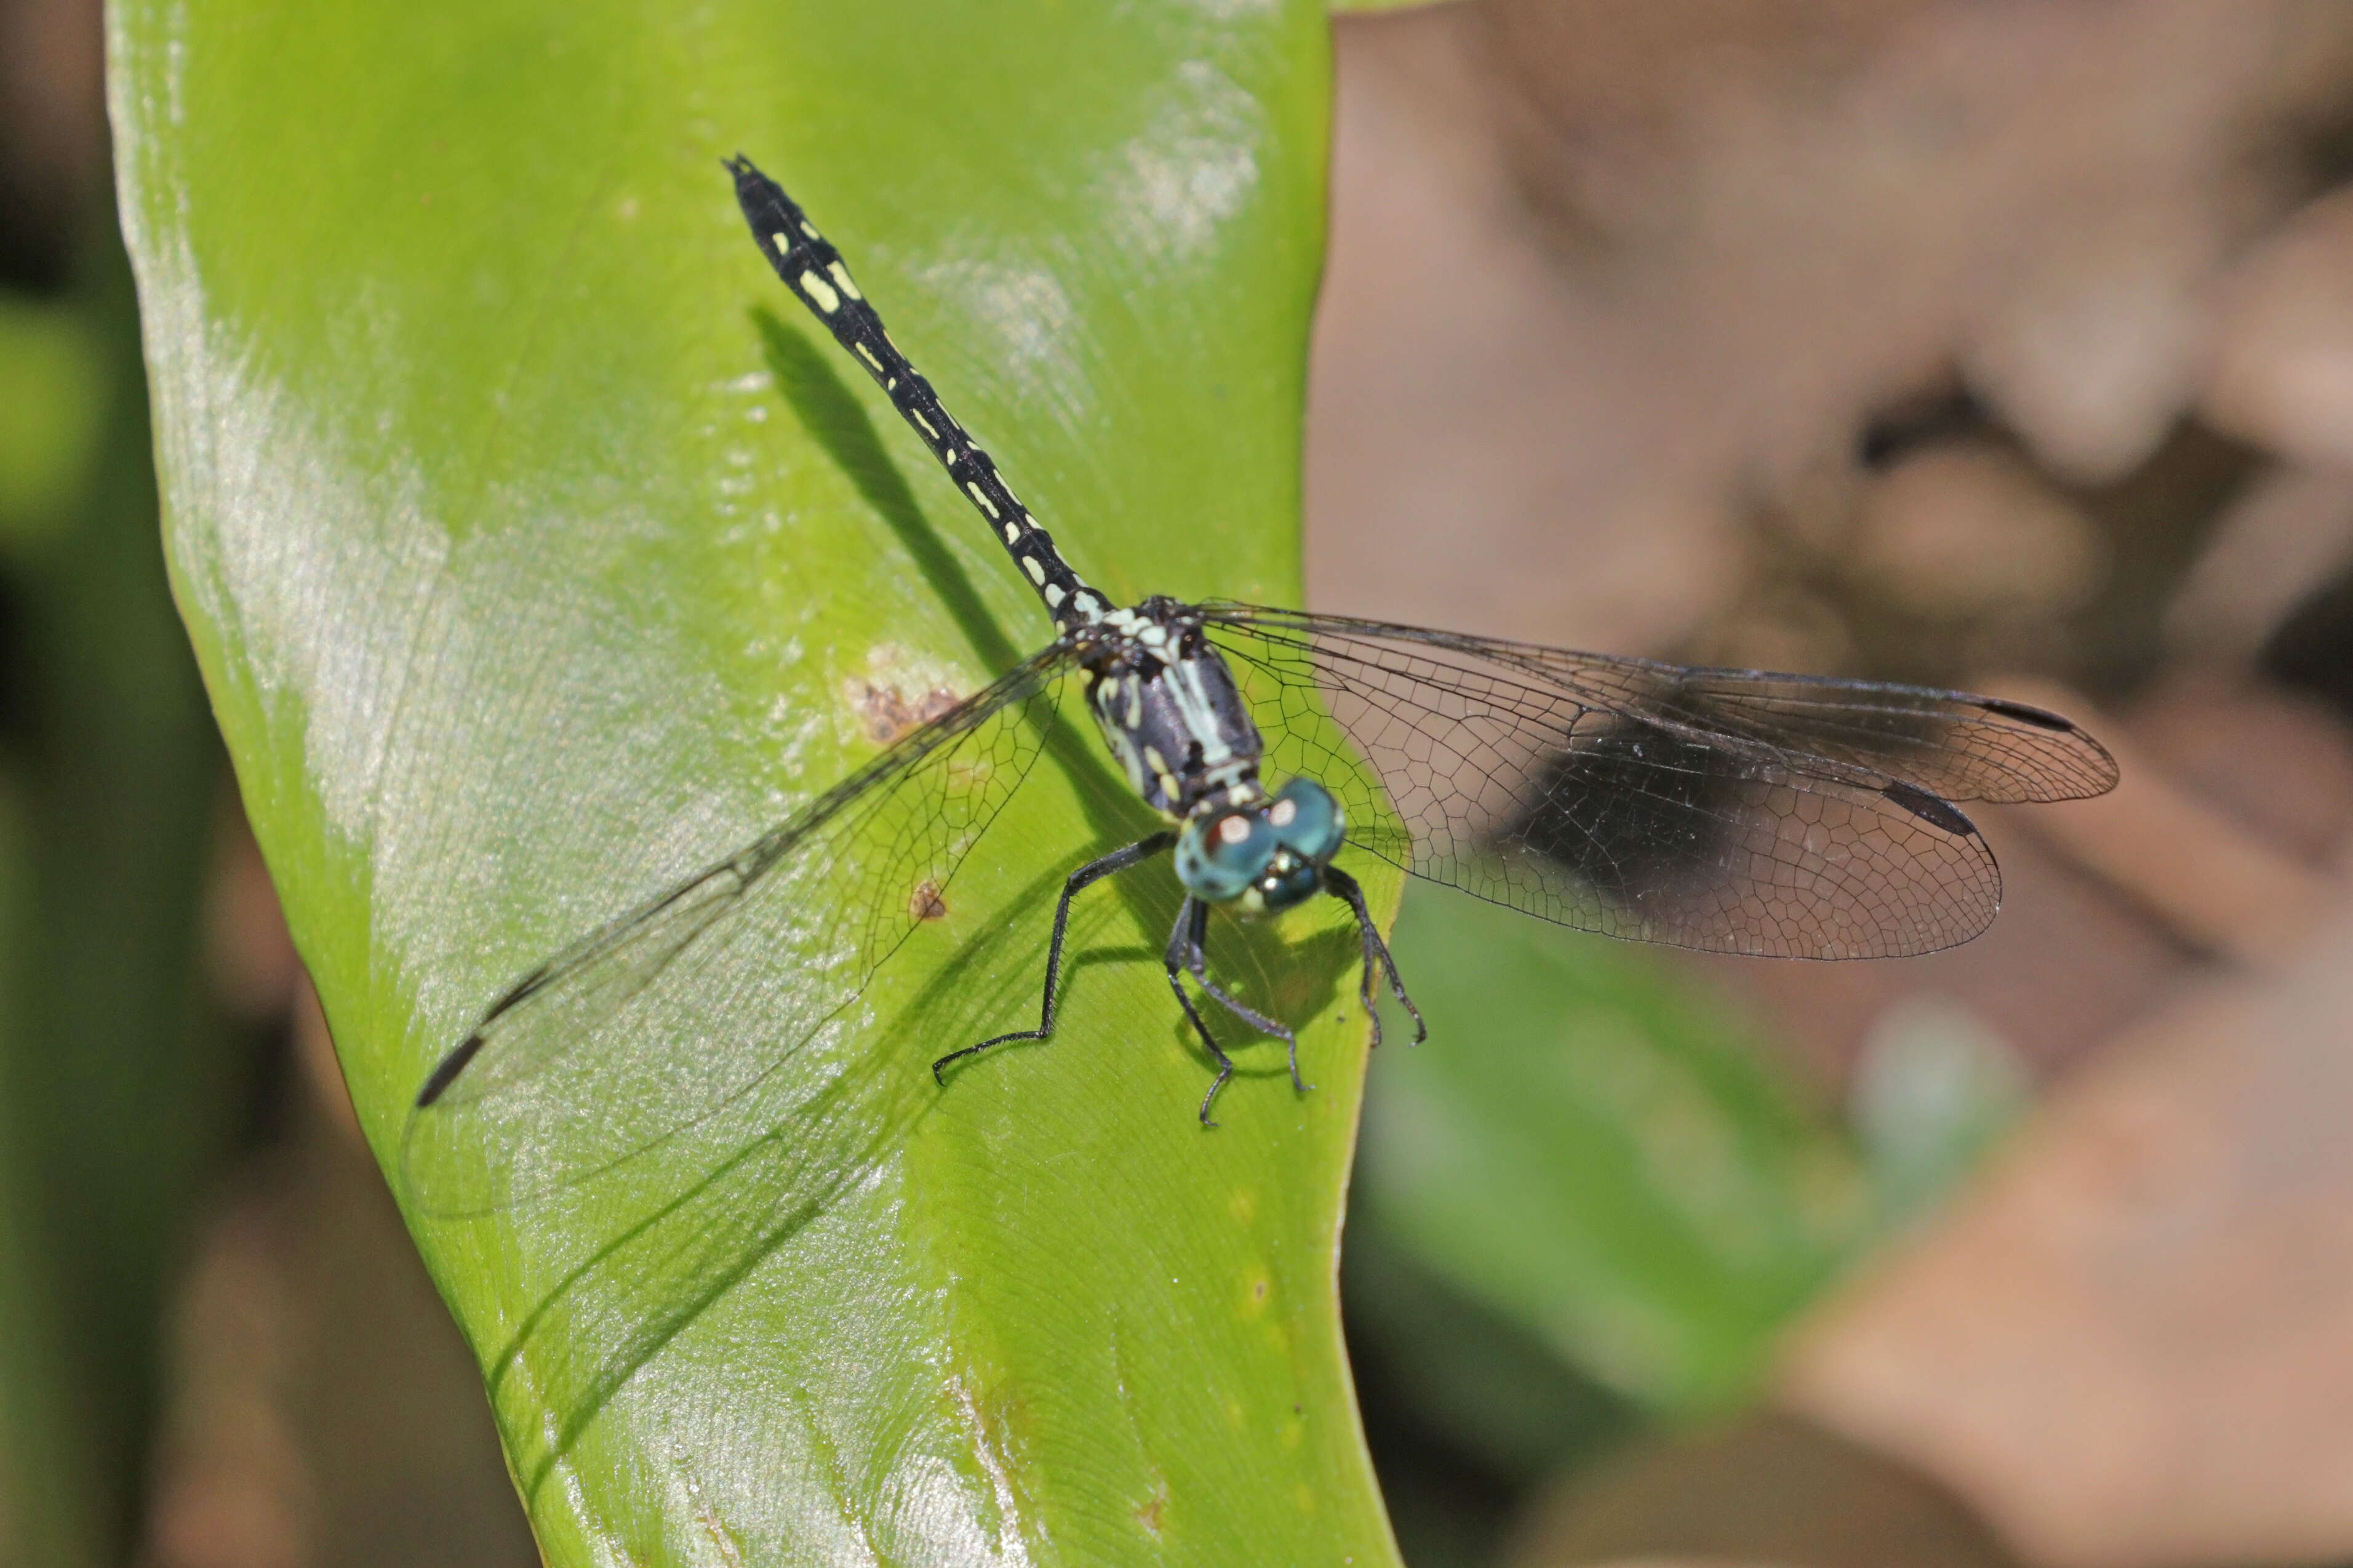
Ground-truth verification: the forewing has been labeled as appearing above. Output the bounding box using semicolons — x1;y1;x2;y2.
1206;606;2115;959
399;645;1073;1216
1484;640;2113;807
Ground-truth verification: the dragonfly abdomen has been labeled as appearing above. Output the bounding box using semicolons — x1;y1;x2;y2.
727;154;1108;634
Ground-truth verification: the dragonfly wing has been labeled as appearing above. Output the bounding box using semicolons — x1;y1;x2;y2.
1204;606;2115;959
400;643;1075;1217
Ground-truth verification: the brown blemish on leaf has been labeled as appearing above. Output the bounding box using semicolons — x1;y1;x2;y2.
1134;1482;1170;1537
846;676;962;746
909;879;949;922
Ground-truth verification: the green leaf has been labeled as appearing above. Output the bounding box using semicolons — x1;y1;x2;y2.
113;2;1404;1562
1357;887;1874;1412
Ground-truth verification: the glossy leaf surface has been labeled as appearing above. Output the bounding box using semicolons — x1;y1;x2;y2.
113;2;1405;1561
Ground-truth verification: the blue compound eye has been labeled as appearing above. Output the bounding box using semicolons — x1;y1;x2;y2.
1175;809;1276;903
1266;778;1344;863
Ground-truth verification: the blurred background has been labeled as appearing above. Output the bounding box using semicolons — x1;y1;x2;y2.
9;1;2353;1566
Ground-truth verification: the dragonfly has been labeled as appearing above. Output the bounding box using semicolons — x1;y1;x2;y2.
407;154;2118;1183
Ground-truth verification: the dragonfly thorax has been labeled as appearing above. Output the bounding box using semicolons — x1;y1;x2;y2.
1084;598;1266;820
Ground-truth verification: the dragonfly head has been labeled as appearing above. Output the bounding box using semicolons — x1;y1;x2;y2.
1175;777;1346;913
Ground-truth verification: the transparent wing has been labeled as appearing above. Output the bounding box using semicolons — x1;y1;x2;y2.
400;643;1075;1217
1204;605;2117;959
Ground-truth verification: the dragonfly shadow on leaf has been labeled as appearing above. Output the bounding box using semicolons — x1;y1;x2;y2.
754;307;1025;675
1193;906;1379;1084
753;305;1159;886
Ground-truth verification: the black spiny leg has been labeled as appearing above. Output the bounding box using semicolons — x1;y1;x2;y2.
1167;898;1312;1126
1164;898;1240;1127
1323;866;1426;1050
933;831;1175;1084
1180;900;1309;1096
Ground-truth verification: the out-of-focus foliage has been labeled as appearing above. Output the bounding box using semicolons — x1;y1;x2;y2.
0;236;231;1567
0;300;103;535
1362;888;1872;1415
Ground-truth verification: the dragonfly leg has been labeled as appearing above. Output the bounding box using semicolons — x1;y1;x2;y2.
1163;897;1239;1126
933;831;1174;1084
1324;866;1427;1048
1178;898;1309;1096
